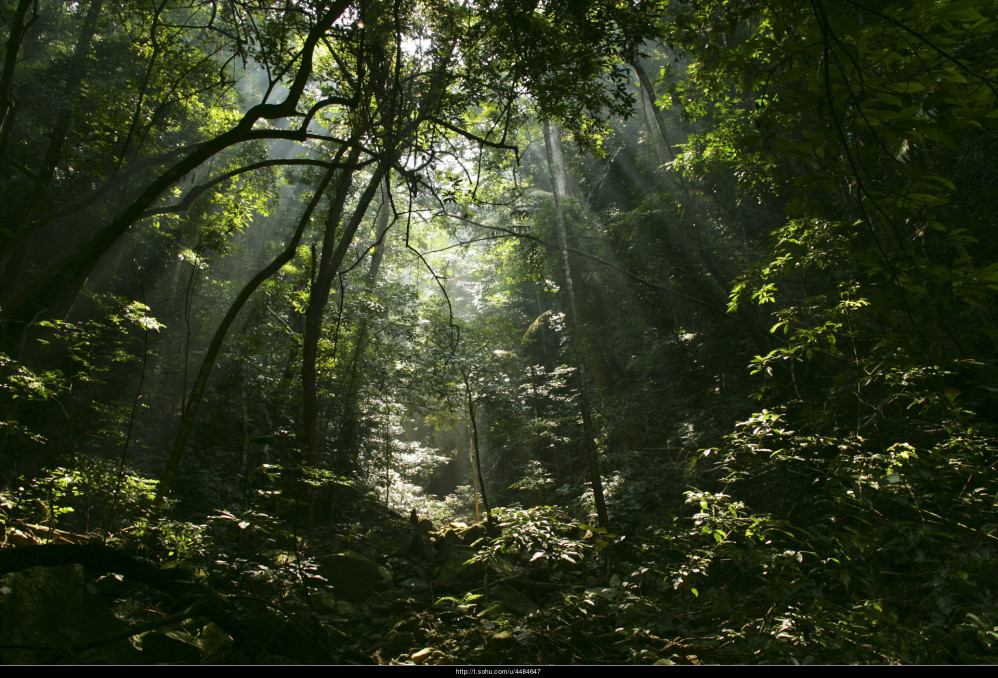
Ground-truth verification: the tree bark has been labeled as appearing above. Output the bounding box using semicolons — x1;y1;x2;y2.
631;60;674;165
463;370;491;518
336;176;393;470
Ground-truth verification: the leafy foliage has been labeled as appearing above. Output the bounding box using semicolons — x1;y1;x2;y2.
2;0;997;666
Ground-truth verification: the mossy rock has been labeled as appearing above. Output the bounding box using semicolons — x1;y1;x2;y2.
317;550;392;601
381;629;416;659
477;630;517;663
139;629;202;664
492;583;539;615
433;544;485;586
197;622;233;663
0;564;141;664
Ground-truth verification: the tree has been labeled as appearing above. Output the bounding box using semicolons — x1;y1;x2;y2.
638;0;998;661
542;120;609;529
1;1;353;352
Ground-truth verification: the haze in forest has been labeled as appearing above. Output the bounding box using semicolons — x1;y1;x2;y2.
1;0;997;666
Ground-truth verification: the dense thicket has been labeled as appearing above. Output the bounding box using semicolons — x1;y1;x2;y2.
1;0;996;665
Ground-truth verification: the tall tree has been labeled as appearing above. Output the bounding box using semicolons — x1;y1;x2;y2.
542;119;609;529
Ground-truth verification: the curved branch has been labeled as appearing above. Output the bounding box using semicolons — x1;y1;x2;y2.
299;94;355;130
1;1;353;324
0;0;37;154
428;115;521;162
141;157;368;218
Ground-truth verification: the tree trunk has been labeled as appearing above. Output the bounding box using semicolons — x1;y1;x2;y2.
542;120;610;530
463;370;491;518
156;166;338;502
301;147;363;466
631;60;674;165
528;364;547;503
301;160;388;466
336;176;393;469
0;0;36;156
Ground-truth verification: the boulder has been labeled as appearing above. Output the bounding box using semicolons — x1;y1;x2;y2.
477;630;516;663
492;583;540;615
380;618;426;660
460;524;488;546
317;551;392;601
433;544;485;586
0;564;140;664
408;531;436;561
197;622;233;663
139;630;201;664
381;629;415;659
434;522;490;550
410;647;434;664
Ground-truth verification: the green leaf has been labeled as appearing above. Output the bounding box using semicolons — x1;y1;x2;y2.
877;91;903;107
886;82;926;93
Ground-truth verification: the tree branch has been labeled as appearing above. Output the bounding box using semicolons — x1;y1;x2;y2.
141;157;367;218
1;0;353;324
448;215;729;317
428;115;521;161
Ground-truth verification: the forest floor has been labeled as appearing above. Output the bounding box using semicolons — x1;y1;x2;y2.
0;481;720;665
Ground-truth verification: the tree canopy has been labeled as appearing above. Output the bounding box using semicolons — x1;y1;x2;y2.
1;0;997;666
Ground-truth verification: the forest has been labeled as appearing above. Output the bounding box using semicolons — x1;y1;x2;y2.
1;0;997;666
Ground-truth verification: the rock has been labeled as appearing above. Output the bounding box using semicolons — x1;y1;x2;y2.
432;529;460;550
434;522;490;551
492;583;540;615
433;544;485;585
312;589;339;614
408;531;436;561
478;630;516;663
410;647;434;664
380;529;414;557
317;551;392;601
140;630;202;664
400;577;429;590
197;622;233;663
461;524;487;546
489;630;515;647
0;564;140;664
381;629;415;659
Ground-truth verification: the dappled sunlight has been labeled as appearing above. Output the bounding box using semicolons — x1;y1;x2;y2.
1;0;996;666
